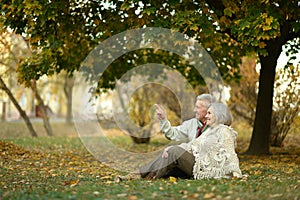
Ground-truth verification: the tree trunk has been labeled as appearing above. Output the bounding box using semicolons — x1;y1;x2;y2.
1;101;6;122
246;22;290;155
31;80;53;136
0;76;38;137
246;56;276;154
63;75;74;124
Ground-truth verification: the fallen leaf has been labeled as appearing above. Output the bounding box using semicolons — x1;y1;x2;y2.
116;193;127;197
64;179;80;187
128;195;138;200
169;176;177;183
269;194;282;198
204;193;215;199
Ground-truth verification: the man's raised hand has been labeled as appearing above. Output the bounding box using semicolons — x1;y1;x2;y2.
154;104;166;121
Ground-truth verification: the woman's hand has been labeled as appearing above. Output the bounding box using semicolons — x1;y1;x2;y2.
162;146;173;158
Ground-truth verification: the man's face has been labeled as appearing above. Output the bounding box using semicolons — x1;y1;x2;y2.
193;100;208;123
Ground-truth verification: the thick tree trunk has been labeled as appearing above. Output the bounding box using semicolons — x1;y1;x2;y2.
0;77;38;137
246;22;290;155
246;44;284;154
246;55;276;154
31;80;53;136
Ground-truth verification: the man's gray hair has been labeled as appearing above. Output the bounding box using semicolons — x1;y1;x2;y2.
209;103;233;126
196;94;215;108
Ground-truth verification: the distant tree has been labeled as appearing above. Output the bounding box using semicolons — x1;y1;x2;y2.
0;32;37;137
271;64;300;147
30;80;53;136
63;74;74;124
229;56;258;125
112;69;195;144
118;83;172;144
38;72;75;124
0;31;53;136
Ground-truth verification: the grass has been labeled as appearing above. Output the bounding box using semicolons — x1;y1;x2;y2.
0;121;300;199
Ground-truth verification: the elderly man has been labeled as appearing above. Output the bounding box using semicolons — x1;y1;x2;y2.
155;93;215;143
135;94;215;178
115;94;215;181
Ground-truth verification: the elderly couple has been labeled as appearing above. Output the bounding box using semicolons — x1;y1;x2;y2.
115;94;242;181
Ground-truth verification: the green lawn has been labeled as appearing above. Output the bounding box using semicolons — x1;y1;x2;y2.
0;121;300;199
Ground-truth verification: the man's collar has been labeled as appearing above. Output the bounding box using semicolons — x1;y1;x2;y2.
197;120;205;127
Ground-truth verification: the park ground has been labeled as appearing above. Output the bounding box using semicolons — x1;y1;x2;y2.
0;119;299;200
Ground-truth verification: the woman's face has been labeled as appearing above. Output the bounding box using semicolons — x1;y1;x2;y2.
205;107;216;126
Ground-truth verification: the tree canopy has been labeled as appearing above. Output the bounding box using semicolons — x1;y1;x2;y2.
1;0;299;154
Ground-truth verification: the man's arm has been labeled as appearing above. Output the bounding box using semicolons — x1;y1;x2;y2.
160;119;190;141
155;104;191;141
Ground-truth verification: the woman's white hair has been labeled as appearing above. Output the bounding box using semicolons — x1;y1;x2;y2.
209;103;232;126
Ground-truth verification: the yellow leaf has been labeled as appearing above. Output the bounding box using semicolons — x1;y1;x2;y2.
190;25;198;31
287;168;294;174
169;176;177;183
266;16;273;25
204;193;215;199
259;42;266;48
64;179;80;187
254;170;261;175
70;179;80;187
262;25;272;31
100;175;111;180
128;196;138;200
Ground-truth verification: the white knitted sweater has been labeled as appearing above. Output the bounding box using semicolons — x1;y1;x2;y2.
187;124;242;179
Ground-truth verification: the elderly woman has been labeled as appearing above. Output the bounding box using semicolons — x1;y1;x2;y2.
190;102;242;179
116;103;242;181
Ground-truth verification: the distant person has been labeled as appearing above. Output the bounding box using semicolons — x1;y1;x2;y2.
115;102;242;181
